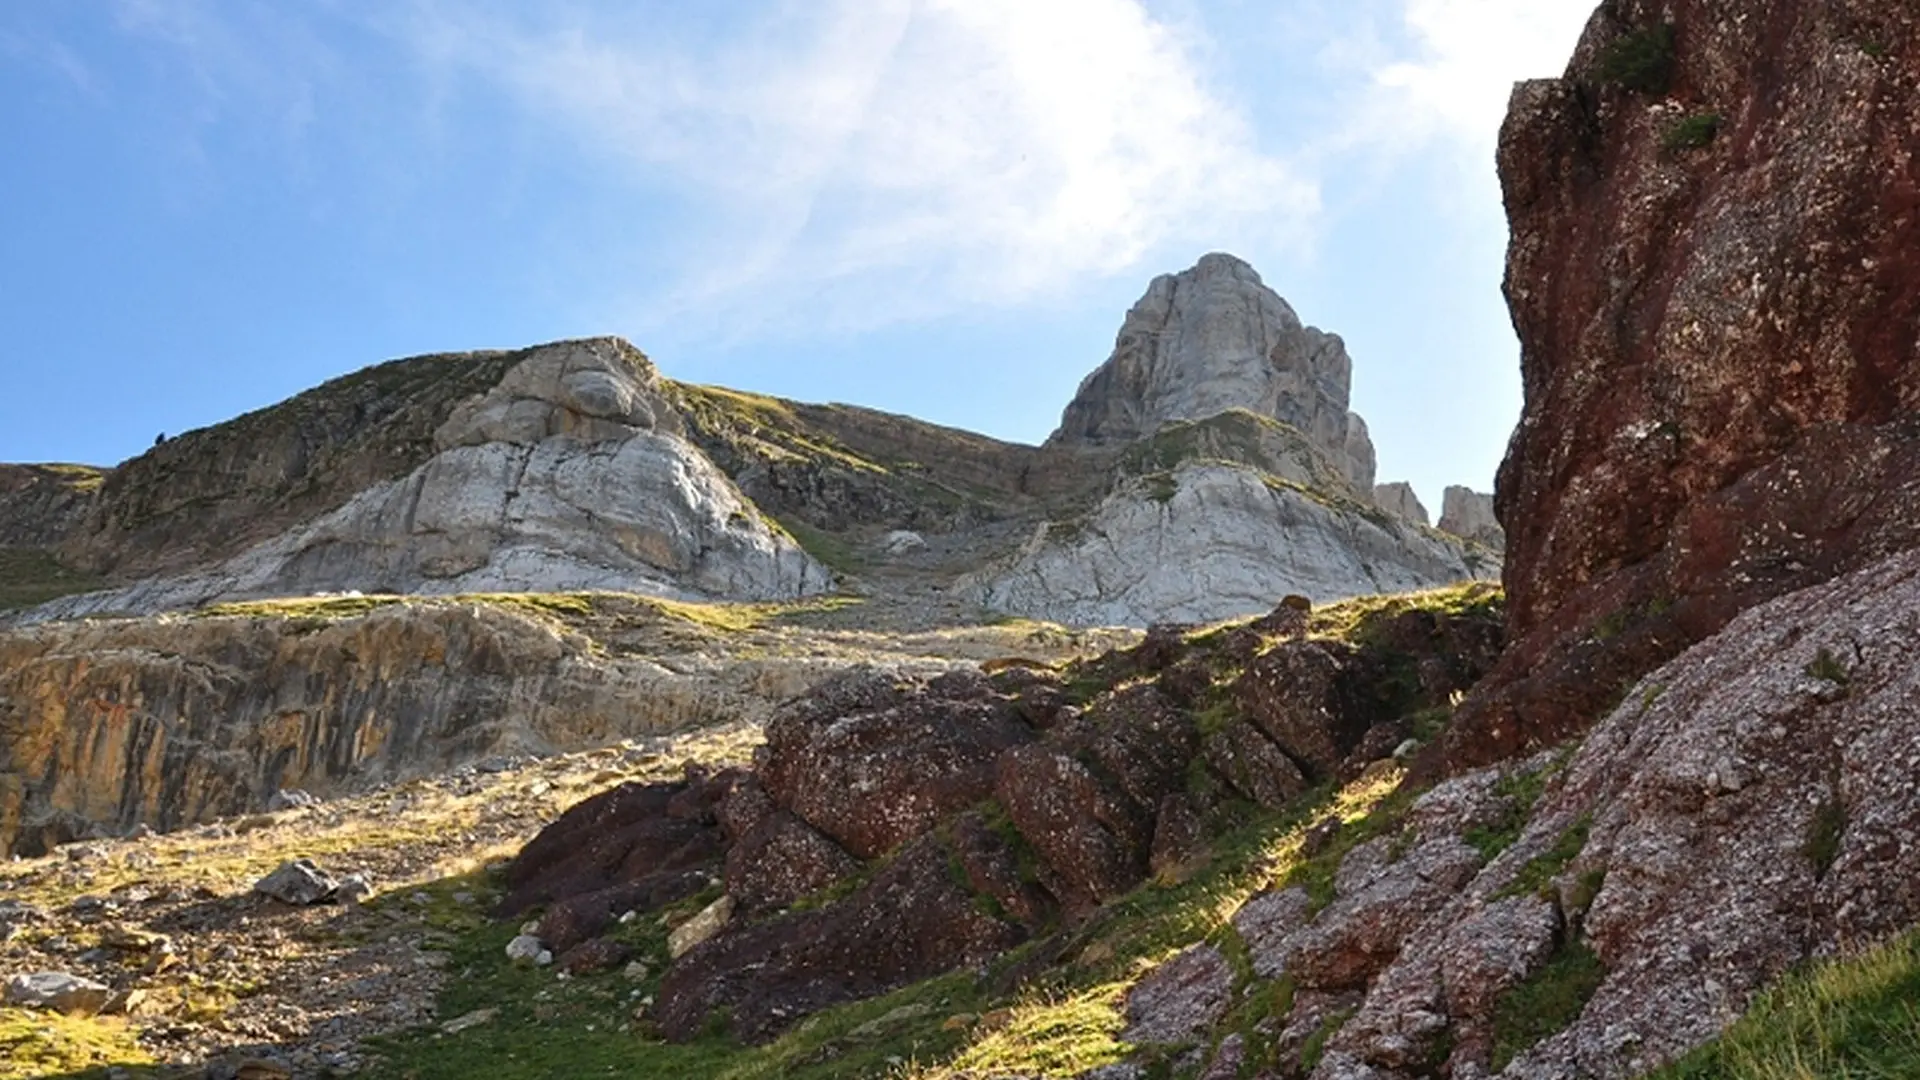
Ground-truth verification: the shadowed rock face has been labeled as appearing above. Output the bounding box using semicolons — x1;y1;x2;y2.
1451;0;1920;767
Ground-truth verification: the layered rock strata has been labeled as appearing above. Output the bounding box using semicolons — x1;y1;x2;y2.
0;596;1126;857
1453;0;1920;765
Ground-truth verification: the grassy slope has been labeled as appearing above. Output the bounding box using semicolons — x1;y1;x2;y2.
1649;931;1920;1080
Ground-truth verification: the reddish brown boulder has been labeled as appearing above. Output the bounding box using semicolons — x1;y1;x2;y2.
1455;0;1920;767
759;667;1035;859
724;811;861;914
1203;719;1309;809
498;775;732;920
995;745;1143;910
652;835;1026;1043
1233;641;1357;777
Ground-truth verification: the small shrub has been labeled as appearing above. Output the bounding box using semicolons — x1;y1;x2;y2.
1599;23;1677;93
1806;799;1848;877
1807;646;1852;689
1663;112;1722;152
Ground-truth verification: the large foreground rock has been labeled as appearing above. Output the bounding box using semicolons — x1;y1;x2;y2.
1310;542;1920;1078
1454;0;1920;766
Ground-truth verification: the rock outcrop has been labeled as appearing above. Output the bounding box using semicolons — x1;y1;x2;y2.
1437;486;1504;550
1305;541;1920;1078
498;588;1504;1043
1453;0;1920;766
0;465;101;548
1049;253;1377;493
972;463;1492;625
1372;482;1430;527
22;340;828;621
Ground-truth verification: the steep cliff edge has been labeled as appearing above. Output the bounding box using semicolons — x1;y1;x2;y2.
1451;0;1920;766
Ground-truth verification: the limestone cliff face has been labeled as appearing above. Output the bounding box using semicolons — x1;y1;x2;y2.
1451;0;1920;766
1048;253;1378;493
1437;486;1504;550
23;340;828;621
1372;482;1430;527
971;463;1493;626
62;349;526;579
0;596;1124;857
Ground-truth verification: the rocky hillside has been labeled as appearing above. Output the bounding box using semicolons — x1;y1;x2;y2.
1448;0;1920;768
2;258;1494;630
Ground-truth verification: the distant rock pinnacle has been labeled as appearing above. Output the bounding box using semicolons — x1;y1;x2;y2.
1047;252;1376;491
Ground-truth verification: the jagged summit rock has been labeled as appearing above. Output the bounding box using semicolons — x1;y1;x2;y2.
1437;486;1503;550
1048;252;1377;492
1372;482;1430;527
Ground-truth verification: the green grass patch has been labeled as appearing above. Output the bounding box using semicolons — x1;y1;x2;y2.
1495;816;1593;901
0;547;105;611
1663;112;1722;152
772;515;866;578
1806;647;1852;690
1805;799;1848;877
1649;929;1920;1080
0;1008;158;1079
1491;939;1606;1071
1465;760;1557;862
1599;23;1677;94
1299;1008;1356;1073
1306;583;1504;649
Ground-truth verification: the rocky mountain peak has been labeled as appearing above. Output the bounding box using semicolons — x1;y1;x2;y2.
1048;252;1377;492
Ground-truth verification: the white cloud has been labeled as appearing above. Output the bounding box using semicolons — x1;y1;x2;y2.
402;0;1316;336
1372;0;1595;150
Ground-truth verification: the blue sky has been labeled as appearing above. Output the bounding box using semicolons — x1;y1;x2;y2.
0;0;1595;511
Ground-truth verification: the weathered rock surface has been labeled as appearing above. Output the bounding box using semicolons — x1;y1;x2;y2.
25;340;827;621
1298;545;1920;1078
0;465;101;548
971;463;1495;625
253;859;341;906
5;970;112;1016
1437;486;1503;550
1121;945;1234;1045
1454;0;1920;766
1372;482;1429;527
1049;253;1377;493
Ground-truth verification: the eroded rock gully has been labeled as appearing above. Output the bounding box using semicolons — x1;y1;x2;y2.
1453;0;1920;766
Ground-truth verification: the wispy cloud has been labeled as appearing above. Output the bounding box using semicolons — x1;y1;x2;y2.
395;0;1317;338
1370;0;1595;153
